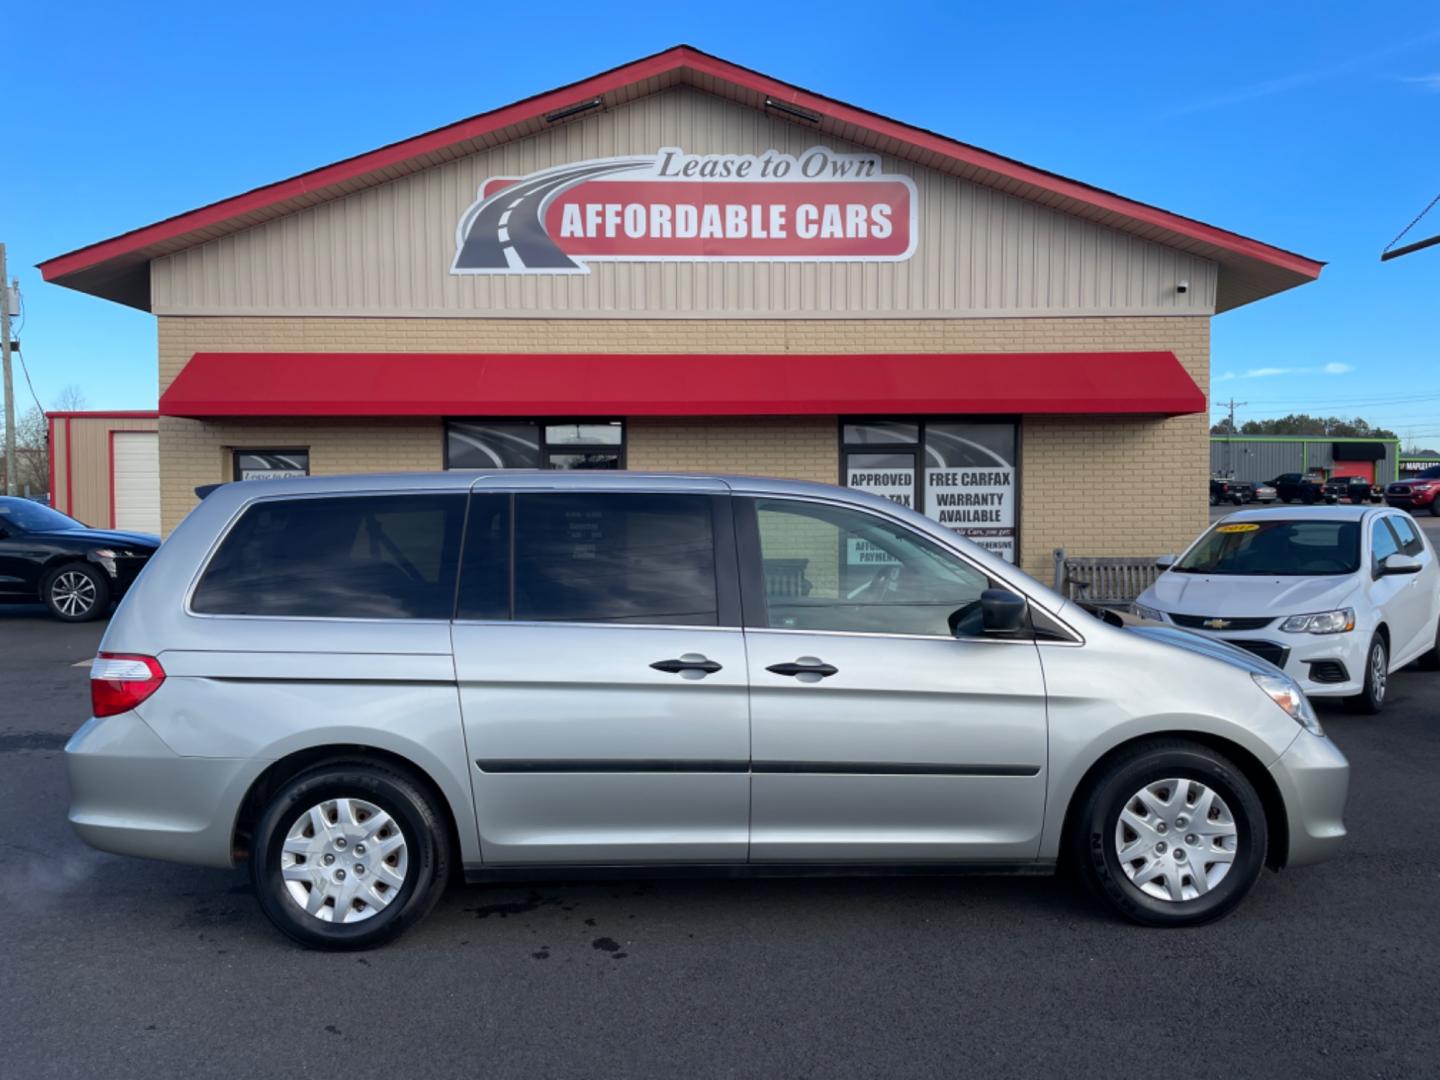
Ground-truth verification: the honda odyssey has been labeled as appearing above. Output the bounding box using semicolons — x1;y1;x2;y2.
66;473;1349;948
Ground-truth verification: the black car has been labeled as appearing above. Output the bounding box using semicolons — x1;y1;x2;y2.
1266;472;1326;504
0;497;159;621
1323;474;1383;504
1209;476;1244;505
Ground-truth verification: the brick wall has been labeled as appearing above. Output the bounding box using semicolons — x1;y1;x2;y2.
157;315;1209;578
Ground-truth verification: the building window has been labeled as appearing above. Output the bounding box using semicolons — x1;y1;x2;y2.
841;419;1018;564
445;420;624;471
234;449;309;481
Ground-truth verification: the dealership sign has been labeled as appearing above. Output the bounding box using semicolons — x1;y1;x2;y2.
452;146;917;274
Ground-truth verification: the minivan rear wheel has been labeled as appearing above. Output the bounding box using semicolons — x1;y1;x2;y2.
1071;740;1267;927
251;762;451;949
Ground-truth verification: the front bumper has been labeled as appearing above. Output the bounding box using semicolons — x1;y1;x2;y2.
1160;624;1369;698
1385;495;1436;511
1269;731;1349;868
65;712;258;868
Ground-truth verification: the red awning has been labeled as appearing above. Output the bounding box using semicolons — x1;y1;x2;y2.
159;351;1205;418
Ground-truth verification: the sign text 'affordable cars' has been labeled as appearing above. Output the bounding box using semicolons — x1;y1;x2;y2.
452;147;917;274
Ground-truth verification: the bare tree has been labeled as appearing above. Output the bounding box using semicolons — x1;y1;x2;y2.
0;405;49;496
53;385;88;412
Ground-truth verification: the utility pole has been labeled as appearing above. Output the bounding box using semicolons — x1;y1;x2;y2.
1;243;14;497
1217;397;1246;475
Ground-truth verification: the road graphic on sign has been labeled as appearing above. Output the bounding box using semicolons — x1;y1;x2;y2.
453;159;652;272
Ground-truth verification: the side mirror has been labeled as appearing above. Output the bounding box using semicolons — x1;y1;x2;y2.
1155;554;1178;570
979;588;1028;636
1379;553;1422;577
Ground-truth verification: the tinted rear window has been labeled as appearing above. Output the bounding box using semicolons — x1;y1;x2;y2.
192;494;465;618
512;493;717;625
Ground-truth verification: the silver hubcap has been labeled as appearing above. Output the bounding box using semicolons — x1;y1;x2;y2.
52;571;96;617
280;798;408;923
1371;643;1387;702
1115;778;1238;902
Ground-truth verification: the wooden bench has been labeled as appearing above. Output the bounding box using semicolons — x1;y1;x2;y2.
763;558;811;598
1051;550;1163;609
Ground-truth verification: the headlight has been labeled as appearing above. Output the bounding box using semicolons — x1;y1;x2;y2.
1279;609;1355;634
1253;672;1323;735
1132;603;1164;622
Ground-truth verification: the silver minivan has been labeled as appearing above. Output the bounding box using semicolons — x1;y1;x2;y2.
67;472;1349;948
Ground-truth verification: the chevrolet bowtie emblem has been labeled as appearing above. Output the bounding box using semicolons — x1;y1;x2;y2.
1202;618;1230;630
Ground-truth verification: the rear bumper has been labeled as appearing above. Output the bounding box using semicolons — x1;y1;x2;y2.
1269;731;1349;868
64;712;257;869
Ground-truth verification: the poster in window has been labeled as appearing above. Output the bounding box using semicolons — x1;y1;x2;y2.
922;424;1017;563
236;451;309;481
844;452;913;567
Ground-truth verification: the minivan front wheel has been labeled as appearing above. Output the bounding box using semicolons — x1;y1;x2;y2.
1072;740;1267;927
251;762;451;949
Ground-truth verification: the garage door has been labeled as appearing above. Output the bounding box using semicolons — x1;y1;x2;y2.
112;431;160;534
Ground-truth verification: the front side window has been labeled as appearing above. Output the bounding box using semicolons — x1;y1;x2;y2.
1175;520;1361;577
512;493;717;625
1371;518;1400;572
751;498;990;636
1386;514;1424;558
192;494;465;619
446;420;623;471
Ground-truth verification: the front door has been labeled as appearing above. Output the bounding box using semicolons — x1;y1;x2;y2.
451;488;751;864
1373;513;1435;662
737;496;1049;863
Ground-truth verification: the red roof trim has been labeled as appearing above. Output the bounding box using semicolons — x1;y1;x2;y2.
159;351;1206;419
44;410;159;420
40;46;1321;286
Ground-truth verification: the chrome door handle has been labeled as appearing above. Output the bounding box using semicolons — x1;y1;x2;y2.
766;659;839;678
650;654;723;675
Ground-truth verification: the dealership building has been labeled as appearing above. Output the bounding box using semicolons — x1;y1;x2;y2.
38;46;1321;579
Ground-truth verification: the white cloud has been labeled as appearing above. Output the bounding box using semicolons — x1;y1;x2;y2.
1215;362;1354;382
1401;73;1440;92
1164;30;1440;116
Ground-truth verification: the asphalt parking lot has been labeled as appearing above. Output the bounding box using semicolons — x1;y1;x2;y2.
2;603;1438;1080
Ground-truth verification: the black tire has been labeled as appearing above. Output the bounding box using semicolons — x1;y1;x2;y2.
1231;494;1244;505
251;761;452;950
41;562;110;622
1070;739;1267;927
1280;496;1293;504
1344;633;1388;714
1431;500;1440;518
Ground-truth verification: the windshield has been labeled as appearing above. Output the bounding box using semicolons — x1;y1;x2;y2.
0;499;83;533
1175;520;1360;576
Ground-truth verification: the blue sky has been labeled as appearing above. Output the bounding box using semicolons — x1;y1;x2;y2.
5;2;1439;443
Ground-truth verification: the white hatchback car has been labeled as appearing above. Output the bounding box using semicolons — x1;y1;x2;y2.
1136;506;1440;713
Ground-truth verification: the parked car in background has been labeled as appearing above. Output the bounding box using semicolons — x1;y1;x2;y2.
1136;506;1440;714
0;497;160;621
1323;476;1383;505
1266;473;1326;505
1386;465;1440;517
1249;482;1278;504
1210;477;1244;505
66;472;1349;948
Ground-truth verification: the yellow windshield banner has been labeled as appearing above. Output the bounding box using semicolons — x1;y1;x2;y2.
1216;523;1261;534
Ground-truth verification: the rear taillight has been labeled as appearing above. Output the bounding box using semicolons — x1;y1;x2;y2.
90;653;165;718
